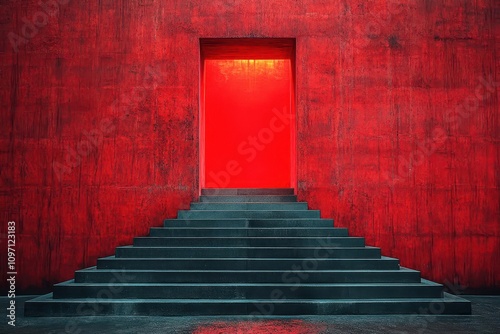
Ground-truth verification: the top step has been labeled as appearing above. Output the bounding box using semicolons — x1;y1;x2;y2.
201;188;295;196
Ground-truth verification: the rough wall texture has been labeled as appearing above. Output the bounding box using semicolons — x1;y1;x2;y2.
0;0;498;293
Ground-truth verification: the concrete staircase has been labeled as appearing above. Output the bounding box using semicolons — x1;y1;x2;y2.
25;188;471;316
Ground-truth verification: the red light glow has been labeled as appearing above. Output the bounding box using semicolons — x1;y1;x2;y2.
202;58;294;188
192;320;327;334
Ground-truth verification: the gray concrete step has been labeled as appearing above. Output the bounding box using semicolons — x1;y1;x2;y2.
97;256;401;270
163;218;334;228
74;268;422;284
52;280;444;299
200;195;297;202
190;202;308;210
149;227;348;237
25;292;471;316
132;236;365;247
116;246;379;258
177;210;321;219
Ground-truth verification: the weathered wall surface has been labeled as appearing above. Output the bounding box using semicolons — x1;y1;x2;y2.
0;0;498;293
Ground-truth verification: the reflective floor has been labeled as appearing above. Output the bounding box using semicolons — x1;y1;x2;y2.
1;295;498;334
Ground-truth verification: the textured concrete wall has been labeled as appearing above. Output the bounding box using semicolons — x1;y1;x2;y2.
0;0;498;293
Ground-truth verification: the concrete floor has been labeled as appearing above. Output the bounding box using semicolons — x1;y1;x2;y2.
0;295;498;334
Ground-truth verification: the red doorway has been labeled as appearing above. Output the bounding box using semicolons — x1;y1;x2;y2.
199;38;296;191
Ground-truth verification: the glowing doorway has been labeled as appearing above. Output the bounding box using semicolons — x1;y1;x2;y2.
200;38;296;190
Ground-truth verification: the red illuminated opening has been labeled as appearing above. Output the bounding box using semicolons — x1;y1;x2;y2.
200;38;296;191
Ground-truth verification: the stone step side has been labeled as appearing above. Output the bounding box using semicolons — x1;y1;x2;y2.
149;227;348;237
25;293;471;316
74;268;422;283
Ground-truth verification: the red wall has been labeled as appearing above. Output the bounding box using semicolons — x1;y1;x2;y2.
0;0;498;293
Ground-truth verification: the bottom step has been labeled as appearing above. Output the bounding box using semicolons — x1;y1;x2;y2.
25;293;471;316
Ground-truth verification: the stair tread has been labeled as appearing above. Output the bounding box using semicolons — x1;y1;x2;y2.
101;256;395;260
29;292;467;303
120;246;376;249
57;281;439;287
192;202;307;204
153;227;343;229
182;210;319;212
76;268;417;273
136;237;363;239
165;218;332;221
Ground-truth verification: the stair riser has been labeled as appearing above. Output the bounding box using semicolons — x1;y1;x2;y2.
97;259;400;270
163;219;334;228
190;203;308;210
200;195;297;202
24;299;472;317
201;189;294;195
133;237;365;247
53;285;443;299
178;211;321;219
116;247;379;258
75;271;421;284
150;228;348;237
